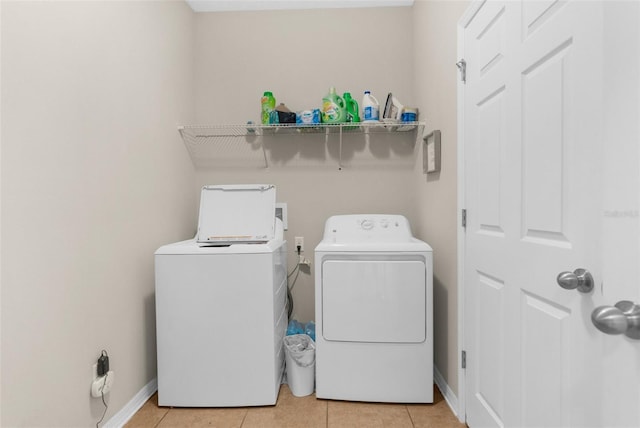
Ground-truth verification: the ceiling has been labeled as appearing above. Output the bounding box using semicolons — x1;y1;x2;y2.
185;0;414;12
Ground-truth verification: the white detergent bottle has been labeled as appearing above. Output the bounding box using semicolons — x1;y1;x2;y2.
362;90;380;122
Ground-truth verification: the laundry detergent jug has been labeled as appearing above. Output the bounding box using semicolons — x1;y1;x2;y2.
343;92;360;123
321;87;347;124
261;91;276;125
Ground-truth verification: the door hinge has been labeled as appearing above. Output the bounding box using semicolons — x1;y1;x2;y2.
462;209;467;229
456;59;467;83
462;350;467;369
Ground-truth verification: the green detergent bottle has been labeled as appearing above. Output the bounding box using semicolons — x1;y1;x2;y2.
343;92;360;123
261;91;276;124
321;87;347;123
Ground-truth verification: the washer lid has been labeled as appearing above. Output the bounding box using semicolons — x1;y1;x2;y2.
196;184;276;245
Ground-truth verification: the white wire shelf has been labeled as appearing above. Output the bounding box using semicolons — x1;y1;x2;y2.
178;122;425;169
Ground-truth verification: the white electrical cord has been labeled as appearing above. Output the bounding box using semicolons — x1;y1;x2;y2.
96;372;109;428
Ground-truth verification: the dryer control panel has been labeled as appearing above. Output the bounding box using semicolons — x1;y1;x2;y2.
358;217;399;231
323;214;414;243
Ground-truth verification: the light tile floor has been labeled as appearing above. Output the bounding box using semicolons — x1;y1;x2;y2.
125;384;466;428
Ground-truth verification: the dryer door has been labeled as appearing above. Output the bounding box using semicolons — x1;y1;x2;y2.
322;259;426;343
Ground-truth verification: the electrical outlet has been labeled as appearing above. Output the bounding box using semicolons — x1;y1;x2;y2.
91;371;115;397
299;255;311;266
294;236;304;253
275;202;288;230
91;351;113;398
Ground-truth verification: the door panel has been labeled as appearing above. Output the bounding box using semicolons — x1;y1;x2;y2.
520;292;571;427
522;0;567;38
522;40;571;241
477;5;505;76
477;87;506;236
475;271;505;427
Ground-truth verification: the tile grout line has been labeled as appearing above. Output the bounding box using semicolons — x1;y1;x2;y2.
239;408;249;427
405;405;416;428
325;399;329;428
154;407;170;428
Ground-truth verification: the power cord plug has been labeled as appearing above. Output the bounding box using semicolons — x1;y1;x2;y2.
97;350;109;377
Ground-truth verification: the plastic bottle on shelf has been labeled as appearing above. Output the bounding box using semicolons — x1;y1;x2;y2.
321;87;347;124
343;92;360;123
362;90;380;122
261;91;276;124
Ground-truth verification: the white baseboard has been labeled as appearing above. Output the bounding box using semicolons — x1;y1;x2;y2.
434;365;462;421
103;371;457;427
104;378;157;428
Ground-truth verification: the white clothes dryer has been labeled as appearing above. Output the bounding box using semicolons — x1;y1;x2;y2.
155;185;287;407
314;214;433;403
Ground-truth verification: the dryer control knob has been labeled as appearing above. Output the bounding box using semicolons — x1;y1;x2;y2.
360;219;374;230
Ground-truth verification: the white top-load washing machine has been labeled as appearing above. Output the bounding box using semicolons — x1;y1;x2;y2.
315;214;433;403
155;184;287;407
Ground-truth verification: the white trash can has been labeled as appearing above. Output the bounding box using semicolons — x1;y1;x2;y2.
283;334;315;397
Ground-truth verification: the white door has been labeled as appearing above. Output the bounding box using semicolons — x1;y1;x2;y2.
599;2;640;426
460;1;640;427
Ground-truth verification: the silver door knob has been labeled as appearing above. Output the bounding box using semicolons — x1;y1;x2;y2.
591;300;640;340
556;269;594;293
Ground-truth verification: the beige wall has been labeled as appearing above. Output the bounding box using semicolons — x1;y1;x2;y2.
1;2;469;425
1;1;196;426
412;0;469;397
194;8;416;124
193;2;468;399
193;7;417;323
